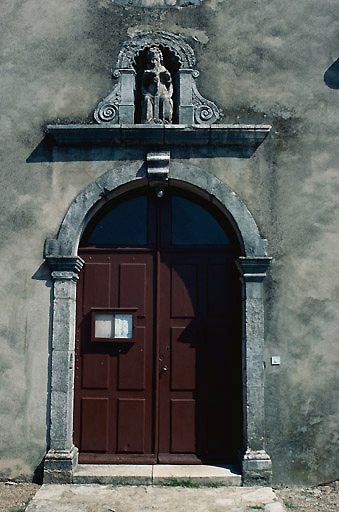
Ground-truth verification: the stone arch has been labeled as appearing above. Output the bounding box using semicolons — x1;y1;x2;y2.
115;31;196;71
45;161;267;259
44;161;272;485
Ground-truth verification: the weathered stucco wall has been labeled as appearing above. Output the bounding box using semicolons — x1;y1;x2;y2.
0;0;338;485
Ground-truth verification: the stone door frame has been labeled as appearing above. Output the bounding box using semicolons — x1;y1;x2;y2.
43;161;272;484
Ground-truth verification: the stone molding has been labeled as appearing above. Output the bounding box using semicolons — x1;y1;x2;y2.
47;123;271;146
45;256;84;274
237;256;272;282
43;162;272;484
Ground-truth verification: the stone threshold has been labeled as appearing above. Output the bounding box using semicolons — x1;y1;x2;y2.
73;464;242;486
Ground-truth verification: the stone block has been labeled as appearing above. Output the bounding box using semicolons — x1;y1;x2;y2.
245;280;264;299
242;450;272;486
170;162;217;196
52;299;76;351
245;386;265;450
44;447;78;484
95;161;142;193
153;464;241;486
51;350;74;393
49;390;72;448
73;464;152;485
54;279;77;300
245;340;265;384
264;503;285;512
245;299;264;338
177;105;194;124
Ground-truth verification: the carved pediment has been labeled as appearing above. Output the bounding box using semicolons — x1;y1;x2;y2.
94;31;223;125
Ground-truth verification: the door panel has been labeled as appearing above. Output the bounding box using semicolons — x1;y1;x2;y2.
170;327;196;390
83;262;110;313
117;399;146;453
119;263;146;316
118;327;146;390
82;354;109;389
170;399;196;453
81;398;109;452
171;264;197;317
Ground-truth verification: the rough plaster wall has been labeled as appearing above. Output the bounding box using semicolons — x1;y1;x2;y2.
0;0;338;484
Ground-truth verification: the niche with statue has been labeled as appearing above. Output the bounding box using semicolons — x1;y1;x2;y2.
94;31;223;125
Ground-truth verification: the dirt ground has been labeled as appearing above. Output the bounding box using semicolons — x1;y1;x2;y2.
275;481;339;511
0;483;40;512
0;480;338;512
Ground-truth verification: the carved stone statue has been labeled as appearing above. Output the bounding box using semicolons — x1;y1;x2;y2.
141;47;173;124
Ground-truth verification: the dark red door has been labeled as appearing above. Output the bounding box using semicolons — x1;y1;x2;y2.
158;252;239;463
74;189;241;464
74;251;156;463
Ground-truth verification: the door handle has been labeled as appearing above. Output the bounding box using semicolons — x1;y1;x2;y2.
160;365;168;373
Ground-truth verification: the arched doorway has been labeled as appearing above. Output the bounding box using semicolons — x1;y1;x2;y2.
74;186;242;464
44;161;272;484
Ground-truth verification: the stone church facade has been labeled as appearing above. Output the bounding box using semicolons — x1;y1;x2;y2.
0;0;338;486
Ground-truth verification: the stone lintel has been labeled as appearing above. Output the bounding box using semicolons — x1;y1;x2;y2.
47;124;271;147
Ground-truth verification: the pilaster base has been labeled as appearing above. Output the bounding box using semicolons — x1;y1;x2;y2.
44;446;78;483
242;449;272;486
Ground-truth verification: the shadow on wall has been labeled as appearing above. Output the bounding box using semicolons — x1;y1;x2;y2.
324;59;339;89
32;262;54;483
26;135;258;163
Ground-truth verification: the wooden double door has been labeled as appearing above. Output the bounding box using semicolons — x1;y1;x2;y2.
74;190;242;464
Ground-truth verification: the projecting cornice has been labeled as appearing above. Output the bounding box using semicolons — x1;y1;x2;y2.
47;124;271;147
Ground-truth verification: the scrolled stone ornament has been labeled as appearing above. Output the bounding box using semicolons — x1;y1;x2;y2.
195;104;216;124
94;83;121;124
192;79;223;125
97;103;118;123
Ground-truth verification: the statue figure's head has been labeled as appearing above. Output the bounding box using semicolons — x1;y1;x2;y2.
148;47;163;68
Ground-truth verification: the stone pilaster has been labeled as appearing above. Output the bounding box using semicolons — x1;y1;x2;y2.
176;69;195;124
118;69;136;123
236;256;272;485
44;256;84;483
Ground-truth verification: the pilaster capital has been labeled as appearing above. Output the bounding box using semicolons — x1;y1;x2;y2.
236;257;272;283
46;256;84;281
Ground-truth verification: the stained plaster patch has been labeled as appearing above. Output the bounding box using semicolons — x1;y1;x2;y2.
111;0;204;6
